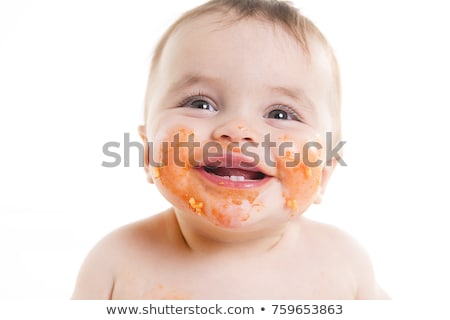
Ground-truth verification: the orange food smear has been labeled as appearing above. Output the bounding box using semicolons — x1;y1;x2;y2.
211;207;232;226
276;140;322;214
232;199;242;205
284;150;294;161
251;203;264;210
152;167;160;179
156;127;260;227
240;214;250;222
300;163;312;179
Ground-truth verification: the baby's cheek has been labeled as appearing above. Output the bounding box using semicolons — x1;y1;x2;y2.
276;140;323;216
152;128;200;209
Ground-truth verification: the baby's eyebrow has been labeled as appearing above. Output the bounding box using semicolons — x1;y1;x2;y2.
268;85;315;110
168;73;221;94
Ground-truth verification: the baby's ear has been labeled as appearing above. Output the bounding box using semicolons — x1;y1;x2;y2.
138;125;153;184
313;157;337;204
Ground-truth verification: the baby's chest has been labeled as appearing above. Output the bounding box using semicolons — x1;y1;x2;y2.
111;261;355;299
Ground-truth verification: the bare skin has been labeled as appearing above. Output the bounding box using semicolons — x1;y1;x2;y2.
72;209;387;299
72;15;389;300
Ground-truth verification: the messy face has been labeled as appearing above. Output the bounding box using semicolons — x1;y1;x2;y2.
144;15;335;230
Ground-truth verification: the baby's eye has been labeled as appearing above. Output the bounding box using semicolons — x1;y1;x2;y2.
181;97;217;112
265;105;302;122
267;109;290;120
190;100;216;111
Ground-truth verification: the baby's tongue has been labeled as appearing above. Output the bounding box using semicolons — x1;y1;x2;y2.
206;167;263;180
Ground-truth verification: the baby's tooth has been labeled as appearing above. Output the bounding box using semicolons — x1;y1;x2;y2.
237;176;245;181
230;176;245;181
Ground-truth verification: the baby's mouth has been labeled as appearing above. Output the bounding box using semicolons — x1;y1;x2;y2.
203;166;266;181
196;164;272;189
194;153;273;188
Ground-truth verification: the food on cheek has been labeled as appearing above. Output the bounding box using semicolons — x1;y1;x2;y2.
286;199;298;211
276;139;322;216
188;197;203;215
152;167;160;179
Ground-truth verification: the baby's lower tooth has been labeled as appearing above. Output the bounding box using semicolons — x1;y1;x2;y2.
237;176;245;181
230;176;245;181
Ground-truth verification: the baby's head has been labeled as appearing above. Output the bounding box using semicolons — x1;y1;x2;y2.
140;0;342;231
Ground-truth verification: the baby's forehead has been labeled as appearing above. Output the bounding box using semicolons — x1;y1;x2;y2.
160;14;330;75
158;19;334;104
149;14;338;122
168;13;307;56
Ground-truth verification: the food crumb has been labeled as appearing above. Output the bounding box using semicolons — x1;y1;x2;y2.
188;197;204;215
286;199;298;212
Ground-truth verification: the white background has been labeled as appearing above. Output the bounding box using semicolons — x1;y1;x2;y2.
1;0;449;301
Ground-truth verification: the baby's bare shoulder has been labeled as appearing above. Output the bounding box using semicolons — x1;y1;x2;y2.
104;210;174;251
301;218;367;252
299;218;388;299
72;210;173;299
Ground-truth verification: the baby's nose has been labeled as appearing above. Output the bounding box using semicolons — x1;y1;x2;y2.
212;121;257;143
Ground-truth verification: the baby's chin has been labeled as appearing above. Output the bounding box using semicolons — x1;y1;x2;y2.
168;186;298;232
154;167;316;232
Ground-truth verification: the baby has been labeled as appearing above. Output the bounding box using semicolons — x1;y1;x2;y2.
72;0;388;299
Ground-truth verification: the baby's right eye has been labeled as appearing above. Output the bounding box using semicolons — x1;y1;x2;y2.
180;97;217;113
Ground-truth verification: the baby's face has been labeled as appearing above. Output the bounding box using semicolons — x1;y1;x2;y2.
143;15;335;231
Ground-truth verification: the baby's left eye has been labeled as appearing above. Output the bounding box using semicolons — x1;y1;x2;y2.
178;95;217;113
265;105;302;122
188;99;216;112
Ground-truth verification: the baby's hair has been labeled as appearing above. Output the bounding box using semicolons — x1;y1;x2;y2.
144;0;341;142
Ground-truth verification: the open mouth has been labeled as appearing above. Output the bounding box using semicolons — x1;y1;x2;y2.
197;164;272;189
194;153;273;189
203;166;266;181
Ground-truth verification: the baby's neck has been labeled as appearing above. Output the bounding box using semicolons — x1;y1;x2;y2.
170;208;297;258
